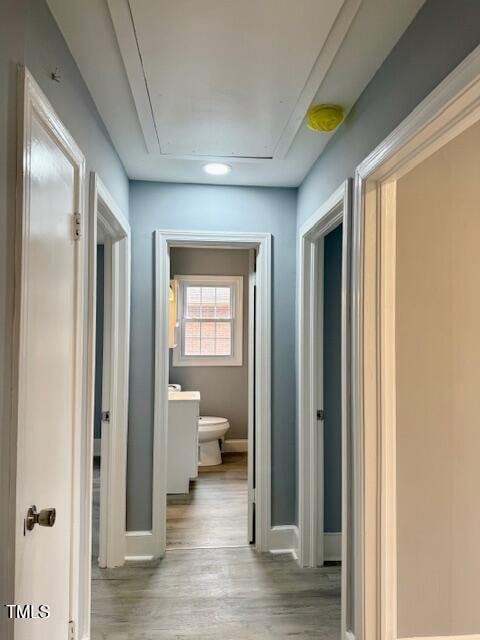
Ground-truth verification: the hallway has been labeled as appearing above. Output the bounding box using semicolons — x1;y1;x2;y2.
91;548;341;639
91;454;340;638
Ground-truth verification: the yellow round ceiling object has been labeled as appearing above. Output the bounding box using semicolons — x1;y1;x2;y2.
306;104;344;132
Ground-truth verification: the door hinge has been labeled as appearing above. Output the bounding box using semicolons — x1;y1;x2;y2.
68;620;75;640
101;410;110;423
249;488;256;503
73;212;81;241
317;409;325;421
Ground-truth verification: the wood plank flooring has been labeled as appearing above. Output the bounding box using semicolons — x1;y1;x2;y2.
167;452;249;549
91;455;341;639
91;549;341;639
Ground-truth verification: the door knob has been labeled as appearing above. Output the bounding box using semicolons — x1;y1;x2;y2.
25;505;56;531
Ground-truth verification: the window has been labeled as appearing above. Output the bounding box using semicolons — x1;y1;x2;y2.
173;275;243;366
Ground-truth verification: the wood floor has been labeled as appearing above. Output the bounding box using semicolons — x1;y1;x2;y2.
91;456;341;639
91;548;341;639
167;452;249;549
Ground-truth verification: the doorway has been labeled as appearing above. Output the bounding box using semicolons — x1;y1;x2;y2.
354;45;480;640
165;246;252;550
297;180;353;640
150;230;272;560
82;173;131;637
320;223;343;567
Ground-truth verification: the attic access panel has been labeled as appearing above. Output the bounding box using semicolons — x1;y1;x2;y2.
110;0;350;160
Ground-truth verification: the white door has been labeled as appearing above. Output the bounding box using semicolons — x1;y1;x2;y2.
14;70;85;640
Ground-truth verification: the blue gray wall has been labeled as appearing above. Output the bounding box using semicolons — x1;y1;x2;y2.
128;182;297;530
297;0;480;534
0;1;128;635
323;225;343;533
298;0;480;226
25;0;129;216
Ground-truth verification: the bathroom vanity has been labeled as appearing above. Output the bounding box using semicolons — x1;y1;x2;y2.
167;390;200;494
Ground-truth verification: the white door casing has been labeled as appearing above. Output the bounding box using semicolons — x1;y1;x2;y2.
152;230;272;559
353;44;480;640
13;68;85;640
80;172;130;637
297;180;354;640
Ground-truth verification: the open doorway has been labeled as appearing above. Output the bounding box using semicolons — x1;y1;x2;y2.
166;247;251;550
320;223;343;567
297;180;353;639
83;173;131;638
150;230;272;560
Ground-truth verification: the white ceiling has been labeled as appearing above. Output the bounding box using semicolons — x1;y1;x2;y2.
47;0;425;187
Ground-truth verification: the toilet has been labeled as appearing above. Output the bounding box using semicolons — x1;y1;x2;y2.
198;416;230;466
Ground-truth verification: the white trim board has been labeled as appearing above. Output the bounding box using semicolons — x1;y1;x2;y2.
353;43;480;640
268;526;340;562
268;525;299;557
222;439;248;453
324;532;342;562
153;230;272;560
125;531;156;562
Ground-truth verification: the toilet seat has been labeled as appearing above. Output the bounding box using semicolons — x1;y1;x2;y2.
199;416;228;426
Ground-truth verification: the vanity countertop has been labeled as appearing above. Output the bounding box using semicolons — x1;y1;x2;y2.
168;391;200;402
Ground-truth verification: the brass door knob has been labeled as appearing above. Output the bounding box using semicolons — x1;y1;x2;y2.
26;505;56;531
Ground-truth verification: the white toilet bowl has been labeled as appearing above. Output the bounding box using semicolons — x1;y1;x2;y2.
198;416;230;466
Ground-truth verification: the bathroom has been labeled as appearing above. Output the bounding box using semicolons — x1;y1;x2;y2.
166;245;253;550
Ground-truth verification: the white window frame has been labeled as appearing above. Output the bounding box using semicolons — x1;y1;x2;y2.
172;274;243;367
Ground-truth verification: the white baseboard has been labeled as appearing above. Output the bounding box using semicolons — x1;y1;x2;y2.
125;525;302;562
324;532;342;562
222;438;248;453
125;531;157;562
93;438;101;457
268;525;299;557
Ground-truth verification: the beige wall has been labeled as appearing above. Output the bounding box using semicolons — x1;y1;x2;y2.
169;247;249;440
396;119;480;637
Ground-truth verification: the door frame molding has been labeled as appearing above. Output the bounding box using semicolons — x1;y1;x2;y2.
297;181;353;639
12;67;86;639
81;173;130;634
149;230;272;558
353;44;480;640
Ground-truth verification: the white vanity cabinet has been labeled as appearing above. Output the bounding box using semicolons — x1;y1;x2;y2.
167;391;200;494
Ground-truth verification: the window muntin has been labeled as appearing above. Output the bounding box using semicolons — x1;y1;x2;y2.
173;275;243;366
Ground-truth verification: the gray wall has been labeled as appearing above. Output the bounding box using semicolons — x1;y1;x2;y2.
296;0;480;533
128;182;297;530
323;225;342;533
94;245;105;441
298;0;480;226
0;1;128;633
25;1;129;216
169;247;250;440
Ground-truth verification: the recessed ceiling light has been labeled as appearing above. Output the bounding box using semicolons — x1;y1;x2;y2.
203;162;232;176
